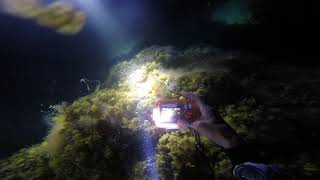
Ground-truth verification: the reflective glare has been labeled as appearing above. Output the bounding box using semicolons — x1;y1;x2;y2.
127;68;155;98
153;107;179;129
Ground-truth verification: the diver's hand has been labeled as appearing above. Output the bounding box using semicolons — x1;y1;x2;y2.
177;92;213;129
180;92;244;149
177;92;218;129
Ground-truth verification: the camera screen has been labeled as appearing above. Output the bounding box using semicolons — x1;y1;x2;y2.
153;101;193;129
160;107;180;123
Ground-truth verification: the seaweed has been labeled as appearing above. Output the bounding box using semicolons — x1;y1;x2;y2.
1;46;319;179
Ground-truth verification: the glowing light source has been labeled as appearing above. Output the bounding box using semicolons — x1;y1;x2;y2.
127;68;155;98
129;68;160;179
128;69;145;83
153;107;179;129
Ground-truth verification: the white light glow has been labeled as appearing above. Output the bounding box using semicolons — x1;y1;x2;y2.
153;108;160;123
129;69;145;84
136;79;153;97
161;108;175;122
73;0;125;58
153;108;179;129
127;68;155;98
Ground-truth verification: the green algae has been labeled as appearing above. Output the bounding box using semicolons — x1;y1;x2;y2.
1;46;319;179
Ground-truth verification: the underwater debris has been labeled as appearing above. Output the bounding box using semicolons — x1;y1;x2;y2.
80;78;101;94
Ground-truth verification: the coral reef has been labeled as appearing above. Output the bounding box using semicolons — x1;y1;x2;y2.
1;46;320;179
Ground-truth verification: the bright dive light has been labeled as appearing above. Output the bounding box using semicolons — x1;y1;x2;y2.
128;68;155;98
129;69;145;83
152;100;201;129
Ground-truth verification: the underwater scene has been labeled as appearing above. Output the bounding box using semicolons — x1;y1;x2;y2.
0;0;318;179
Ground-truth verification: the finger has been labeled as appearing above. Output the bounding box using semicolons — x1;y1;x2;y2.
189;120;202;130
189;120;212;131
183;92;201;104
177;119;189;130
183;92;209;118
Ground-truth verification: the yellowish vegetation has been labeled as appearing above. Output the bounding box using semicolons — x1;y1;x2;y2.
1;46;319;179
2;0;86;35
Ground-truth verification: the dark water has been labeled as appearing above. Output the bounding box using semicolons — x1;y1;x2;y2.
0;15;110;158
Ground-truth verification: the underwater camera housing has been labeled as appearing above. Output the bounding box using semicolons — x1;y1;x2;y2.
152;100;201;129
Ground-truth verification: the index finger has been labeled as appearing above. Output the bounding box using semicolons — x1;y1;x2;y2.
183;92;211;120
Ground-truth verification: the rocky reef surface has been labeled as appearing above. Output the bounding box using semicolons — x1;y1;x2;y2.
1;46;319;179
